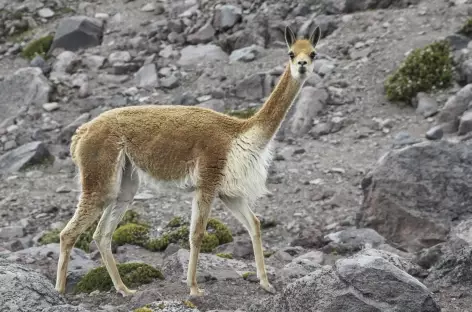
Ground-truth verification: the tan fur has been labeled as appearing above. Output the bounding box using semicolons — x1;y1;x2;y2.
55;25;322;297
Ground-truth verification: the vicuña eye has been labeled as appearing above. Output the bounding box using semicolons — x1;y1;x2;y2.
288;51;295;59
310;51;317;59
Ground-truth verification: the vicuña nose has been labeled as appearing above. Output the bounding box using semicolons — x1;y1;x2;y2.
298;60;307;66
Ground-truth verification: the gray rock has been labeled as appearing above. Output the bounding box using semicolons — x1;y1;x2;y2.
52;51;80;75
357;140;472;252
160;74;179;89
288;87;328;137
141;3;156;12
50;16;104;52
57;113;90;144
187;20;215;44
0;226;24;239
41;305;90;312
196;99;226;112
235;74;264;100
437;84;472;133
324;0;420;13
460;59;472;85
425;125;444;140
323;228;386;255
173;92;198;105
38;8;55;18
0;67;51;120
229;45;265;63
82;54;106;71
178;44;228;66
30;55;51;74
458;110;472;135
213;5;242;30
135;63;159;89
393;131;422;147
451;218;472;247
313;59;335;77
0;141;53;174
445;34;471;51
108;51;131;64
0;259;65;311
139;301;200;311
415;92;438;118
249;254;439;312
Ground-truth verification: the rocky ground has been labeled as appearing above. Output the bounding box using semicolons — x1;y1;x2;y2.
1;0;472;311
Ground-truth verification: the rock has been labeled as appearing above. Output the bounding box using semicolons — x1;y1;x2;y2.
458;110;472;135
235;74;264;100
8;243;97;293
425;125;444;140
197;99;226;112
437;84;472;133
0;67;51;120
173;92;198;105
0;226;24;239
290;228;324;249
322;228;386;255
288;87;328;137
249;253;439;312
162;249;262;282
393;131;422;147
82;54;106;71
141;3;156;12
178;44;228;66
0;142;52;174
357;140;472;252
30;55;51;74
451;218;472;246
445;34;470;51
229;45;265;63
135;63;159;89
50;16;104;52
41;305;91;312
213;5;242;30
128;288;163;310
215;239;254;259
187;20;215;44
460;59;472;85
160;74;179;89
52;51;80;74
38;8;55;18
0;259;65;311
137;301;200;311
415;92;438;118
57;113;90;144
108;51;131;64
313;59;335;77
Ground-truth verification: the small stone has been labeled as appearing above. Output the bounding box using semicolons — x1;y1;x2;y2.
94;13;109;20
4;141;17;151
213;5;242;30
160;75;179;89
187;21;215;44
135;64;159;89
108;51;131;65
426;125;444;140
42;102;59;112
416;92;438;118
229;45;264;63
38;8;55;18
141;3;156;12
55;185;71;193
458;110;472;135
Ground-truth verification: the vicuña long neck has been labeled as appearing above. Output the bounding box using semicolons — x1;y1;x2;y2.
245;65;303;145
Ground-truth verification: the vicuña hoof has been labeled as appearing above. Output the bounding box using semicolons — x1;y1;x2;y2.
261;282;276;294
190;287;205;297
117;287;137;297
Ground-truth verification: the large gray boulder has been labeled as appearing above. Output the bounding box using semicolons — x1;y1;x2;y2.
437;84;472;133
357;140;472;252
0;259;65;311
248;254;439;312
49;16;104;52
0;67;51;120
0;141;53;174
178;44;228;66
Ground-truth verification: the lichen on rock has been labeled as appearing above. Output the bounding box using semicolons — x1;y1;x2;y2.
384;40;453;104
75;262;164;293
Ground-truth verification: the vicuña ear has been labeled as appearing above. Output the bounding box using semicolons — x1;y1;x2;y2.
309;26;321;47
284;26;296;48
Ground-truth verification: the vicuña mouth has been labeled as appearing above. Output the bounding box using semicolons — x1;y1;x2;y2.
298;68;307;74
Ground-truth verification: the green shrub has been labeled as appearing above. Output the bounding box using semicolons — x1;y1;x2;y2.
75;262;164;293
134;308;152;312
216;253;233;259
225;107;258;119
459;18;472;38
384;40;453;104
21;35;54;60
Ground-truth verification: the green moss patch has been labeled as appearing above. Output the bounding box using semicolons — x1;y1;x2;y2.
384;40;453;104
225;107;258;119
147;217;233;253
112;224;150;247
75;262;164;293
242;271;256;280
216;253;233;259
134;308;152;312
21;35;54;60
459;18;472;38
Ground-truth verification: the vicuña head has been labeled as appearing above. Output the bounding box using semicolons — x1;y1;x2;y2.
285;25;321;81
54;24;322;299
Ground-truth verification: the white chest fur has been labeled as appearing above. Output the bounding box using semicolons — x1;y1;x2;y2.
219;129;274;202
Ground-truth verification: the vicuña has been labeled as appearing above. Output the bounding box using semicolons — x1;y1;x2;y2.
55;25;322;297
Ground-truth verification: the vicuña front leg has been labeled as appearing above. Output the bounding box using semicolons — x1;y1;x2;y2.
221;197;275;294
187;189;213;297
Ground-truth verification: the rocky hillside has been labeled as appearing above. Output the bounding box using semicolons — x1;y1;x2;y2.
1;0;472;311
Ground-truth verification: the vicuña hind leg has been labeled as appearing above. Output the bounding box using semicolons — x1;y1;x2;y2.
93;157;139;297
221;196;275;294
55;193;105;293
187;188;215;297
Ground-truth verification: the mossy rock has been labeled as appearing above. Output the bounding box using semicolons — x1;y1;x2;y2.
134;307;152;312
459;18;472;38
182;300;196;308
216;253;233;259
225;107;258;119
75;262;164;293
384;40;453;104
242;271;257;280
112;223;150;247
21;35;54;60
